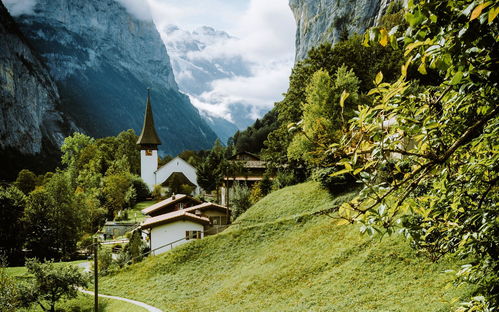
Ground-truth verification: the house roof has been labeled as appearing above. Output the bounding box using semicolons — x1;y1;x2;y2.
184;202;230;214
141;194;202;215
141;210;210;229
137;89;161;146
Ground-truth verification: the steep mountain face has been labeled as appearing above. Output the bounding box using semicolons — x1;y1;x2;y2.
290;0;393;60
162;25;253;142
0;1;75;179
13;0;218;156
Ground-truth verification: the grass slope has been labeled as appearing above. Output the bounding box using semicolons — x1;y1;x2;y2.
101;182;473;311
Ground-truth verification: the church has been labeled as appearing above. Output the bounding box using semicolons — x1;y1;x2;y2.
136;90;201;195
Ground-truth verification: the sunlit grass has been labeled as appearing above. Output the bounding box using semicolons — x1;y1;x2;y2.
99;182;474;311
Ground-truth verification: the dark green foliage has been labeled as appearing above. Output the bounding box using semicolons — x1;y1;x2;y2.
14;169;37;195
229;183;252;220
0;186;26;265
24;173;81;260
131;175;150;202
232;109;278;154
311;167;355;194
196;140;226;194
20;259;88;312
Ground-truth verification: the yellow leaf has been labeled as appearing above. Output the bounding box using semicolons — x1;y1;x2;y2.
379;28;389;47
336;219;351;225
339;90;350;109
471;2;491;21
418;58;427;75
489;6;499;24
353;168;363;175
374;71;384;85
329;168;352;177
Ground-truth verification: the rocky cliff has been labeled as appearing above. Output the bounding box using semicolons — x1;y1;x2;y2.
290;0;393;60
13;0;218;156
0;1;75;179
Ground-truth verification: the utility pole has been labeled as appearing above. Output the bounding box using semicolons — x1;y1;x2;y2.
226;165;230;225
93;237;99;312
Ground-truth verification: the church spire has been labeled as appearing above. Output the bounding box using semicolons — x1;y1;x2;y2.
137;88;161;148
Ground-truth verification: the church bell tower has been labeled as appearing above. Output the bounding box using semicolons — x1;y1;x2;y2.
137;89;161;190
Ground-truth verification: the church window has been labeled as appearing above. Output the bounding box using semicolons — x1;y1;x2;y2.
145;149;152;156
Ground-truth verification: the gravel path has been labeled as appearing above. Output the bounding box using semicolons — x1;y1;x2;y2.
79;289;163;312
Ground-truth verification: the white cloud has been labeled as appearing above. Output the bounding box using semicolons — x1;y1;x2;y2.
149;0;296;127
116;0;152;21
3;0;38;16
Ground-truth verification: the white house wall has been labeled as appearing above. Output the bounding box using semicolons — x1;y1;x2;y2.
141;149;158;191
150;220;204;255
156;157;200;194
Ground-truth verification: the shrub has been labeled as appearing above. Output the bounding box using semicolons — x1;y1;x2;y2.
311;167;355;194
230;183;252;220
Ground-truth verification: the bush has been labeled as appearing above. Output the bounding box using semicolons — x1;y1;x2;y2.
230;183;252;220
131;175;150;201
311;167;355;194
272;170;297;190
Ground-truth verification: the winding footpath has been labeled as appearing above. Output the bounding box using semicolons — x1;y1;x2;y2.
79;289;163;312
76;263;162;312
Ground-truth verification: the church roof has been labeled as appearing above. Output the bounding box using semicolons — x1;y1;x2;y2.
137;89;161;146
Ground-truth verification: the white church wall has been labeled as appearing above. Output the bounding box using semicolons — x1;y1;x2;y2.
141;149;158;191
155;157;200;194
150;220;204;255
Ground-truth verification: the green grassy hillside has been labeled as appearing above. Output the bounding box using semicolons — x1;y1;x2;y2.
100;182;473;311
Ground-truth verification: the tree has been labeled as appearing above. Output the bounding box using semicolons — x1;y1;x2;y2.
0;186;26;265
14;169;37;195
24;172;82;260
20;259;88;312
335;0;498;308
230;183;252;220
287;66;360;167
197;139;226;194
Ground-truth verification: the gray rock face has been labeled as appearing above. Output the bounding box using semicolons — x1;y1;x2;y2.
0;1;73;155
14;0;218;155
290;0;393;60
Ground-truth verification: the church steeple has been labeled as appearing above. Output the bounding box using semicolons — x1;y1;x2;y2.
137;88;161;148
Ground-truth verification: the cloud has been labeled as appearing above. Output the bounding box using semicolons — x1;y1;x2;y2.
150;0;296;128
3;0;38;16
116;0;152;21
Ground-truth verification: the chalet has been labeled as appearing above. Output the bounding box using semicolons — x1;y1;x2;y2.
227;151;266;183
137;90;201;194
221;151;268;205
141;198;230;255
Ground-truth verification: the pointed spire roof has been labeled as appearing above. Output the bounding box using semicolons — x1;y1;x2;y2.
137;89;161;146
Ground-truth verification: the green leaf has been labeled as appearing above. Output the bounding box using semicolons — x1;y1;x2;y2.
450;71;463;85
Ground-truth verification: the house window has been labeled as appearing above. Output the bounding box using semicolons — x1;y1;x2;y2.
185;231;202;240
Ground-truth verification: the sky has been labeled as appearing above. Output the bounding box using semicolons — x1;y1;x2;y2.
146;0;297;124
